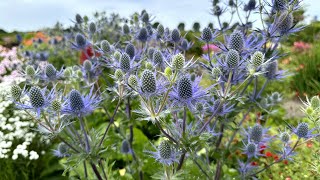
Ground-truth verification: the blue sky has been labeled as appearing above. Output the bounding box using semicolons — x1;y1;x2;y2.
1;0;319;32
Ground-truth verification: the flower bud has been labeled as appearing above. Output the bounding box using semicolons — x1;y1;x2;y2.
52;99;61;112
128;75;138;88
172;53;185;70
171;29;181;43
251;51;264;67
122;24;130;34
250;124;263;143
26;65;35;77
11;85;22;101
227;49;239;68
157;24;164;36
201;27;213;42
89;22;96;34
125;43;135;59
114;69;124;80
120;53;131;72
101;40;111;53
310;96;320;109
164;67;172;77
83;60;92;72
45;64;56;78
280;132;290;143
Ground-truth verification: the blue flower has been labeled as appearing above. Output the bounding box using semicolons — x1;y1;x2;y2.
170;75;210;110
291;122;316;139
41;64;64;82
145;140;180;165
15;86;55;118
71;33;91;51
242;139;265;158
61;87;101;117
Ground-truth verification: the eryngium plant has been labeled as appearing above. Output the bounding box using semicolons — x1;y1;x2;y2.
11;0;316;179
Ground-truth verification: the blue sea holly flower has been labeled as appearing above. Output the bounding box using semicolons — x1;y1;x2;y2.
136;70;168;98
71;33;90;51
145;140;180;165
109;52;140;75
53;143;69;158
242;139;265;158
238;159;257;178
292;122;315;139
80;60;102;84
263;60;286;80
16;86;55;118
41;64;64;82
179;39;194;51
61;87;101;117
170;75;210;110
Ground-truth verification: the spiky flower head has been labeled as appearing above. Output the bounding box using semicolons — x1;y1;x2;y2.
26;65;36;77
53;143;69;157
125;43;135;59
271;92;282;103
201;27;213;42
29;86;45;108
75;14;83;24
171;29;181;43
278;12;293;35
228;31;244;52
101;40;111;53
122;24;130;34
159;140;172;159
137;27;148;42
157;24;164;36
272;0;287;12
172;53;185;70
310;96;320;109
180;39;189;50
141;70;156;94
114;69;124;80
120;53;131;72
250;124;263;143
83;60;92;72
148;47;155;59
251;51;264;67
280;131;290;143
178;77;193;100
128;75;138;88
69;89;85;112
296;122;309;138
141;12;149;23
45;64;57;79
227;49;240;68
153;50;164;65
11;85;22;101
76;70;83;78
265;61;278;79
121;140;130;154
89;22;96;34
75;33;87;49
51;99;61;112
246;142;257;158
244;0;256;11
113;51;121;60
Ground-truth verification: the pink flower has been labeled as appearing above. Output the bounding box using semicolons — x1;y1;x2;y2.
202;44;220;53
293;41;311;52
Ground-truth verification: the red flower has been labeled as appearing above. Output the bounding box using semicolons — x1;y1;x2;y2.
273;155;279;161
283;160;288;165
259;145;267;154
251;161;258;166
307;141;313;148
80;46;101;64
265;151;273;157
